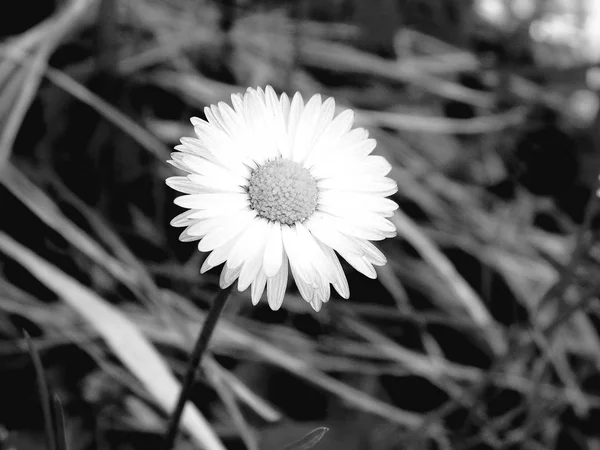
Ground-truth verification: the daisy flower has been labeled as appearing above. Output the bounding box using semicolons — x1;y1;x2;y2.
167;86;398;311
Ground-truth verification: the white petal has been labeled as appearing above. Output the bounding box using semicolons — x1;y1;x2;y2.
279;92;291;119
164;176;193;193
305;214;377;278
286;93;305;155
295;222;335;282
290;94;321;163
219;264;242;288
318;191;398;215
265;87;287;158
303;109;355;167
251;270;267;305
216;102;245;136
316;241;350;299
291;266;314;303
169;178;241;196
176;137;228;168
187;203;247;220
198;210;257;252
281;225;315;286
345;136;376;157
323;208;396;241
305;213;359;257
328;109;355;137
254;86;266;102
227;217;269;270
241;91;275;163
310;280;329;311
263;222;283;277
350;237;387;266
200;237;238;273
207;103;243;138
265;85;278;106
181;154;249;183
167;176;210;195
317;207;397;239
311;155;392;179
187;174;247;194
176;138;213;159
309;210;390;241
315;98;336;134
237;220;271;291
316;130;375;162
298;97;337;166
318;176;398;196
191;124;247;171
174;193;248;210
179;228;201;242
191;118;234;149
204;107;221;130
314;272;330;306
230;94;244;113
267;254;288;310
187;216;229;238
170;210;199;228
167;154;194;173
282;223;335;305
297;96;336;165
342;252;377;279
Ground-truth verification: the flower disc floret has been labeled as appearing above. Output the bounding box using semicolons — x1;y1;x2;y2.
248;159;318;225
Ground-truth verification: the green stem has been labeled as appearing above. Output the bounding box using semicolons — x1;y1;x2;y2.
161;286;232;450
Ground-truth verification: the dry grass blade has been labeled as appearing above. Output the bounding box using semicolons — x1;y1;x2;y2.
159;294;435;433
45;67;169;160
295;39;494;107
24;331;56;450
339;314;478;382
204;356;281;423
150;70;244;108
0;45;170;161
0;163;138;287
205;361;259;450
52;395;68;450
376;264;410;310
0;45;50;169
284;427;329;450
233;22;494;107
355;107;526;134
0;0;97;169
391;210;506;356
395;27;577;120
0;232;225;450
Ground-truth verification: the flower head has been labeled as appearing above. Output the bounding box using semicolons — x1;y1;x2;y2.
167;86;398;311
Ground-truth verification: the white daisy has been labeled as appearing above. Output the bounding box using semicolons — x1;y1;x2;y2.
167;86;398;312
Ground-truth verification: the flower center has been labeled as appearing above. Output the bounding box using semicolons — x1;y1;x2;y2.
248;159;318;225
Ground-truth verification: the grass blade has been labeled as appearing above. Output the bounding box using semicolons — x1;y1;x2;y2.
24;331;56;450
284;427;329;450
0;232;225;450
52;394;68;450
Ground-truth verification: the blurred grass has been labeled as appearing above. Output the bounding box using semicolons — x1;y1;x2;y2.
1;0;600;449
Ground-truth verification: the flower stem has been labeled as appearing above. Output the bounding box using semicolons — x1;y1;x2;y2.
162;285;233;450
